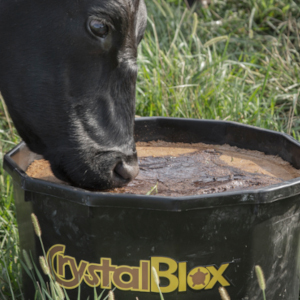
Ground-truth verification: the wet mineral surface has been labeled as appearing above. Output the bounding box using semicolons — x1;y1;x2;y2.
26;141;300;196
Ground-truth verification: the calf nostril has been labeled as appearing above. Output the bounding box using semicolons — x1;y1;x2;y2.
114;162;139;181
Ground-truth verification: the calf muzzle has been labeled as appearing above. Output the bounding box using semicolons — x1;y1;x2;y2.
114;160;139;182
47;146;139;190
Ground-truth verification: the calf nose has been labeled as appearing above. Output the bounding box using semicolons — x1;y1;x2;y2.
113;161;139;182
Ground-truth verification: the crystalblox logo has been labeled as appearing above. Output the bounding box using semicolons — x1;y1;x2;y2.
47;245;232;293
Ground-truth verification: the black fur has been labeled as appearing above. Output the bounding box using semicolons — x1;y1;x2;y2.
0;0;147;189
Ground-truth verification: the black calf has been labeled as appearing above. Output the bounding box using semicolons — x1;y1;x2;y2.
0;0;147;189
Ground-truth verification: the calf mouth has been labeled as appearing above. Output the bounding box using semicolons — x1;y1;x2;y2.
46;149;139;190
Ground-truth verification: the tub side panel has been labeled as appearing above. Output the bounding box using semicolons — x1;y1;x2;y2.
26;192;300;300
13;183;36;300
247;195;300;299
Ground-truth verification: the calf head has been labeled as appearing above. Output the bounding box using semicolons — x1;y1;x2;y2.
0;0;147;189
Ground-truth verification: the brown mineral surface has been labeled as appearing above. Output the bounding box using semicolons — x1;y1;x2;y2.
26;140;300;196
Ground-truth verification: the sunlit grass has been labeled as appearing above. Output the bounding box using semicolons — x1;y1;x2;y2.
0;94;21;299
136;0;300;139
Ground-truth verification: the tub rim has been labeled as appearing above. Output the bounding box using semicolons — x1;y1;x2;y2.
4;117;300;211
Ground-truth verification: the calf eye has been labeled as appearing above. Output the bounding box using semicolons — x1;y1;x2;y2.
89;20;109;38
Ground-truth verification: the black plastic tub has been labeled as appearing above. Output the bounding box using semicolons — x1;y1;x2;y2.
4;117;300;300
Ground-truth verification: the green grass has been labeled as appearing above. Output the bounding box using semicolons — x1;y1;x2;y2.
136;0;300;138
0;93;21;299
1;0;300;298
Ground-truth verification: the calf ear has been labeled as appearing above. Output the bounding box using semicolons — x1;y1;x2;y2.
184;0;197;9
185;0;210;9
